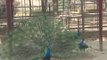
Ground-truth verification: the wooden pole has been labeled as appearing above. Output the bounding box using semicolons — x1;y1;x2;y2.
98;0;103;51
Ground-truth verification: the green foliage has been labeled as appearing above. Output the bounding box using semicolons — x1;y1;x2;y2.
7;14;79;59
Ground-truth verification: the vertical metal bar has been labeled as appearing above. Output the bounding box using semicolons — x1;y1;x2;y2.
22;0;24;17
38;0;41;11
6;0;14;31
24;0;26;16
49;3;51;14
47;0;52;15
63;0;65;11
77;17;80;37
29;0;31;16
32;0;34;12
81;0;85;39
98;0;103;51
62;0;65;25
53;0;58;14
67;0;71;29
6;1;14;60
41;0;47;13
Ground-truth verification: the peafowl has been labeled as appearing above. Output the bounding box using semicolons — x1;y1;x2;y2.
78;39;88;52
43;47;51;60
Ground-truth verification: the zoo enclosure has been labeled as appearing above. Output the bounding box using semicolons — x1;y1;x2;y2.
0;0;106;59
0;0;107;38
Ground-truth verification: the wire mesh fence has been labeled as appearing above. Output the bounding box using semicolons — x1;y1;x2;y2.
0;0;107;60
0;0;107;32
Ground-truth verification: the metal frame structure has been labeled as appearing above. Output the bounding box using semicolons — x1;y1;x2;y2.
0;0;105;50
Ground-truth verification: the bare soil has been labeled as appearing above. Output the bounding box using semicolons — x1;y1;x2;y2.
0;35;107;60
72;37;107;60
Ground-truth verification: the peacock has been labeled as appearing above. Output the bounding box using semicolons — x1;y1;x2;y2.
78;39;88;52
43;47;51;60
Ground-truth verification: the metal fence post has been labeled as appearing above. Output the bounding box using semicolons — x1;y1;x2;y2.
98;0;103;51
6;0;14;31
81;0;85;39
6;0;14;60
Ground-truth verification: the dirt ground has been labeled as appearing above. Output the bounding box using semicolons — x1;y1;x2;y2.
0;37;107;60
72;37;107;60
